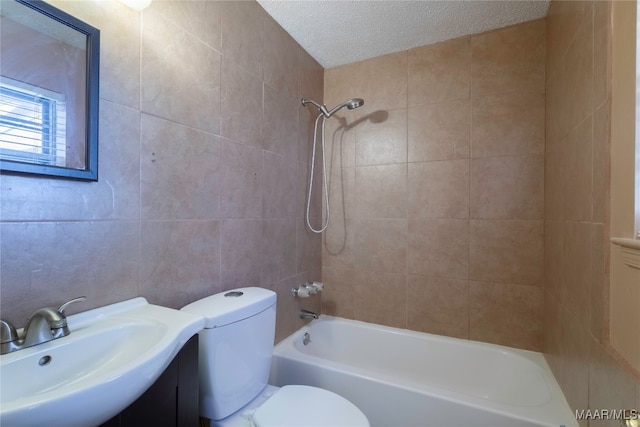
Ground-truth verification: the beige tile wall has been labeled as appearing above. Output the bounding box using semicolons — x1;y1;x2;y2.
0;0;323;343
545;1;640;423
321;19;546;351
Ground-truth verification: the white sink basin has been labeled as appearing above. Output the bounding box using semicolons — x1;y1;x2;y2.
0;297;205;427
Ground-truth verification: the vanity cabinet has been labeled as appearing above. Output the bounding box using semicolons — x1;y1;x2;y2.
100;335;199;427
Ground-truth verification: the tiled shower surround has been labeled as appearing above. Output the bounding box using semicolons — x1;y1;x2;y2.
544;1;640;422
321;20;546;351
1;0;638;420
320;1;640;420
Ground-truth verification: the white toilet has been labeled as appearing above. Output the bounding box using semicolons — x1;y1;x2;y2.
181;287;370;427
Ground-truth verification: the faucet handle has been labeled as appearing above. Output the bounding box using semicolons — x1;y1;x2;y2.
57;296;87;315
1;320;20;355
308;281;324;293
0;320;18;344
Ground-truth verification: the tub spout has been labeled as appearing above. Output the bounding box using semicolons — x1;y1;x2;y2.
299;309;318;320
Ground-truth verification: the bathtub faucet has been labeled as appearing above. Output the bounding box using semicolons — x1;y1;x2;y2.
292;281;324;298
299;309;318;320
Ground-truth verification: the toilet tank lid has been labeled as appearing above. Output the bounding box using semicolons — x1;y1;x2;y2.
181;287;276;328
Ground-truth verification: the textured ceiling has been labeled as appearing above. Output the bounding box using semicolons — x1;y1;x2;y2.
256;1;550;69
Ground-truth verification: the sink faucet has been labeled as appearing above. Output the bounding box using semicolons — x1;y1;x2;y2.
299;309;318;320
0;296;86;355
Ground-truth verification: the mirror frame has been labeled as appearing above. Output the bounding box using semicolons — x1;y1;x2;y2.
0;0;100;181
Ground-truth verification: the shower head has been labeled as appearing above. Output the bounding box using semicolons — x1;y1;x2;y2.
302;97;364;118
346;98;364;109
326;98;365;117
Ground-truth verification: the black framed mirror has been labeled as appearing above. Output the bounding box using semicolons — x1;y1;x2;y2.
0;0;99;181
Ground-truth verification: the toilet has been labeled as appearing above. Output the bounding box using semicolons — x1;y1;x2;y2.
181;287;370;427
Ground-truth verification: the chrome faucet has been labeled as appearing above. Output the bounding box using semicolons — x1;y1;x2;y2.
299;309;318;320
0;296;86;355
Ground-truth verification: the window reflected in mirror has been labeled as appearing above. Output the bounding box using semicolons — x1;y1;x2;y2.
0;0;99;180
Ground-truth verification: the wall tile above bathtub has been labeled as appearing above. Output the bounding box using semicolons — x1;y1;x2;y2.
470;155;544;220
407;219;469;280
563;8;594;133
471;19;545;97
327;166;356;221
355;164;408;218
323;19;546;351
353;271;407;329
353;51;408;115
353;219;407;274
408;37;471;106
469;219;544;286
561;221;592;327
592;103;611;224
296;217;322;278
562;116;594;222
355;108;408;166
407;159;470;219
323;112;357;167
408;100;470;162
589;224;607;344
469;281;543;351
545;0;640;419
407;275;470;339
321;267;356;319
297;159;321;220
471;91;545;158
322;218;356;271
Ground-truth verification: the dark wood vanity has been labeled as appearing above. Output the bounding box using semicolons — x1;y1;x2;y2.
100;335;199;427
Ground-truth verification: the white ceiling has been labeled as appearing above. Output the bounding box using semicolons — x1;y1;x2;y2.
256;1;550;69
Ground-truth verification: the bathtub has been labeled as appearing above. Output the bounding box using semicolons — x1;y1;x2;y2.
270;316;577;427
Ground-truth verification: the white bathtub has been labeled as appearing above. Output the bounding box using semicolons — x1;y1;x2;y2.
270;316;577;427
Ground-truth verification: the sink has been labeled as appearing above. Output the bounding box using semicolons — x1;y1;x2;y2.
0;297;205;427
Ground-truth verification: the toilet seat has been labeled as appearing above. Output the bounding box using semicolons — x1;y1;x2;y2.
252;385;369;427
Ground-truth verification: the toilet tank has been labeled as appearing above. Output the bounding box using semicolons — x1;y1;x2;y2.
181;287;277;421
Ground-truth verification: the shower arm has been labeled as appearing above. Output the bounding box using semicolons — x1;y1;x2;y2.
301;98;330;117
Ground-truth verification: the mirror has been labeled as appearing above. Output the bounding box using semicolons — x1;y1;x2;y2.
0;0;99;181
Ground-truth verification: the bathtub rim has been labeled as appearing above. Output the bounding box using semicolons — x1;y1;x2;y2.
272;315;577;427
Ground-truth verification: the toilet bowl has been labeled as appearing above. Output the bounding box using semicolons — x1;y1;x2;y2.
214;384;368;427
181;287;369;427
